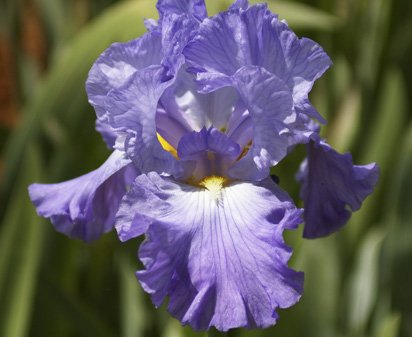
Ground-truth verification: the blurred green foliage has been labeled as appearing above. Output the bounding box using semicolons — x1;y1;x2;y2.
0;0;411;336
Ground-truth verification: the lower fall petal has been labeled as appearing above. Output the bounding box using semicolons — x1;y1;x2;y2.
116;172;303;331
298;141;379;238
28;150;138;242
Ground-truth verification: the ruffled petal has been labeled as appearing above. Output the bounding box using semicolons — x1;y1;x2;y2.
229;66;294;180
298;141;379;238
160;12;200;74
95;119;117;149
86;32;162;146
86;33;162;117
177;127;240;160
116;172;303;331
87;10;200;149
159;67;238;137
278;28;331;122
105;66;183;175
157;0;207;21
103;13;202;175
184;6;261;87
184;4;331;121
176;127;241;180
229;0;249;10
28;151;138;242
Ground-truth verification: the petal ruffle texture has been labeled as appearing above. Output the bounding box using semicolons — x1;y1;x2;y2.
298;141;379;238
177;127;241;180
29;150;138;242
116;172;303;331
229;66;294;180
102;14;199;175
86;32;162;147
178;127;240;160
159;68;238;138
157;0;207;21
95;119;117;149
184;3;331;121
105;67;182;175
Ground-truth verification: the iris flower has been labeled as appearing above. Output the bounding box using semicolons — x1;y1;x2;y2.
28;0;379;331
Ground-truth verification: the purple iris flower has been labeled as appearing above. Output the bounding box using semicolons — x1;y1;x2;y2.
28;0;379;331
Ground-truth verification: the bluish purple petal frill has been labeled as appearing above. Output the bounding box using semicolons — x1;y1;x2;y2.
98;14;201;176
229;0;249;10
157;0;207;22
229;66;295;180
105;66;183;176
183;3;331;122
177;127;241;180
297;141;379;238
160;12;200;75
178;127;240;160
28;150;138;242
159;67;239;141
115;172;304;331
95;119;117;149
86;32;163;147
87;11;200;152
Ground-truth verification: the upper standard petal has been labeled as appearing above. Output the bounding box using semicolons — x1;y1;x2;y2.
158;67;238;141
86;33;162;116
229;66;294;180
87;11;200;150
105;66;183;176
86;32;163;146
157;0;207;21
184;3;331;121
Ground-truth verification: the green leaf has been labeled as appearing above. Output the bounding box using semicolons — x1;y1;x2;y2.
375;312;401;337
205;0;231;15
382;121;412;336
292;236;340;337
118;253;146;337
33;0;68;48
206;0;340;30
263;0;340;31
389;121;412;222
349;67;408;239
38;277;117;337
0;145;45;337
347;228;387;335
327;86;361;152
162;319;185;337
360;69;408;168
356;0;393;86
262;236;340;337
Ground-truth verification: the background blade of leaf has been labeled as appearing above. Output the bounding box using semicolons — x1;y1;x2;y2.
389;121;412;223
264;0;341;31
356;0;393;87
348;67;408;241
380;120;412;337
375;313;401;337
206;0;340;31
37;276;117;337
118;252;147;337
0;144;45;337
346;228;387;335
